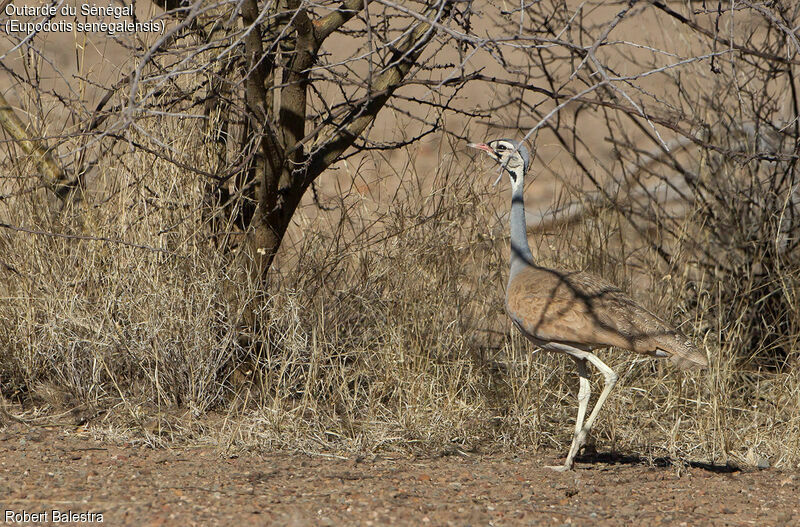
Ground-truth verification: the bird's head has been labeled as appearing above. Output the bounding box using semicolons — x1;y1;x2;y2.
467;138;531;185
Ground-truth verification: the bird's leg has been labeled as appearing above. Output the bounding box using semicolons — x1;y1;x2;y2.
571;352;618;461
566;358;591;466
547;354;591;472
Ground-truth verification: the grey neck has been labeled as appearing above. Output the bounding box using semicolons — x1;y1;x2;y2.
509;169;535;277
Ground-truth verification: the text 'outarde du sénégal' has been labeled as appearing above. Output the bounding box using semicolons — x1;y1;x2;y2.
6;3;131;17
3;4;164;35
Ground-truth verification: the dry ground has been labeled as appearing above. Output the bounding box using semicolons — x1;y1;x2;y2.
1;421;798;526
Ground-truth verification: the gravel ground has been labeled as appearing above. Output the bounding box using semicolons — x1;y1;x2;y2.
0;422;798;526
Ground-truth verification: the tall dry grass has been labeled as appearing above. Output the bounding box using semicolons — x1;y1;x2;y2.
1;111;799;468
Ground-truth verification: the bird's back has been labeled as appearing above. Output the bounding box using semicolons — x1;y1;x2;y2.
506;264;707;369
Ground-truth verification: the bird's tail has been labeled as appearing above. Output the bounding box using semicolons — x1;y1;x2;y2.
663;338;708;370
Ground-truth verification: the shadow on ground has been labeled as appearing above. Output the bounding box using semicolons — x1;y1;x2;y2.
574;451;741;473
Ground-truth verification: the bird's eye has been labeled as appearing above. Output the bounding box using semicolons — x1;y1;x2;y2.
495;144;506;151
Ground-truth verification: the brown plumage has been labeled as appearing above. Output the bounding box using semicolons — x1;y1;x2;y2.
468;138;707;471
506;265;708;370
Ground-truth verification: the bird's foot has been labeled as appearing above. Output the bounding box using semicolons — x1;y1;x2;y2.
544;464;572;472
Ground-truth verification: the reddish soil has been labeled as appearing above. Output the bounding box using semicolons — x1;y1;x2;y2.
1;422;798;526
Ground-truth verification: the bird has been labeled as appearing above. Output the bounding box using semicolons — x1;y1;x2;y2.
468;138;708;471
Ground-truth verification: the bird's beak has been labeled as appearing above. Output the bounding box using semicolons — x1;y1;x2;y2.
467;142;493;154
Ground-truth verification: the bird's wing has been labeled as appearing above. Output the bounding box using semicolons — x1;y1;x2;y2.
506;266;707;369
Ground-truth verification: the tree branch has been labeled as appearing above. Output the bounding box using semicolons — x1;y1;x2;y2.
0;92;74;200
651;0;800;66
279;0;316;160
306;4;444;182
313;0;374;43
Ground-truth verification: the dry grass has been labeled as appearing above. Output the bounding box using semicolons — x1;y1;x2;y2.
1;108;799;469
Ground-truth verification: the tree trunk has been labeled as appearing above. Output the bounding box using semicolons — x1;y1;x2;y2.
237;0;445;329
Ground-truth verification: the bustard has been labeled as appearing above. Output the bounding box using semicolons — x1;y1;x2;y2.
468;138;708;471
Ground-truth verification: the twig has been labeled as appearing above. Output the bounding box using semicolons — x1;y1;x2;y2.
0;222;179;256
